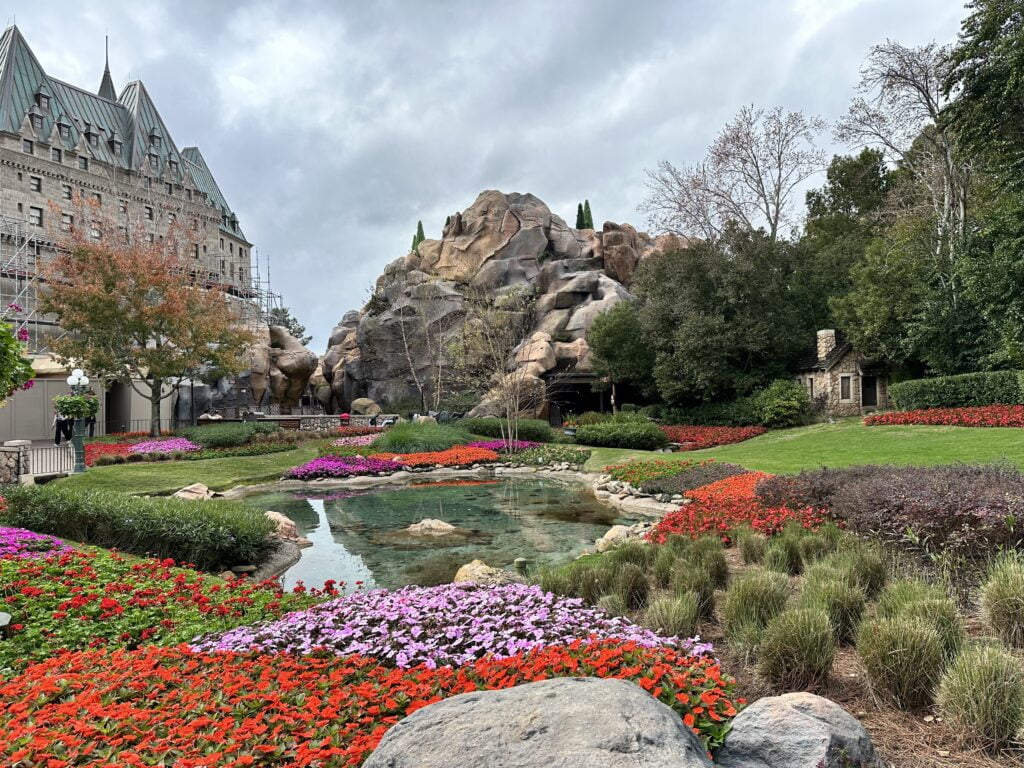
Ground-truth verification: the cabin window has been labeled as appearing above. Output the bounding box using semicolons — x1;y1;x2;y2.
840;376;852;401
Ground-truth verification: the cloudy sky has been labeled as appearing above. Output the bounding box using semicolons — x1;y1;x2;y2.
9;0;964;349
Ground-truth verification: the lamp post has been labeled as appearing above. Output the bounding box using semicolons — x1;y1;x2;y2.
65;368;90;473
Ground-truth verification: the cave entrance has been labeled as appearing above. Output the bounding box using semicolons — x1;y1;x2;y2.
543;373;605;426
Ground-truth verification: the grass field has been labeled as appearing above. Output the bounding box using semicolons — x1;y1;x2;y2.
55;445;318;496
584;419;1024;474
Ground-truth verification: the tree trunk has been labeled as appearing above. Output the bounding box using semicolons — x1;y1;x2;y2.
611;381;618;414
150;378;163;437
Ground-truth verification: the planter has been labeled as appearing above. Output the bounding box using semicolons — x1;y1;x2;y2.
563;428;577;437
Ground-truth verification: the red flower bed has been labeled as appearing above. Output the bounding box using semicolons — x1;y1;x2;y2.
648;472;825;544
0;640;741;766
84;441;131;466
660;425;767;450
864;405;1024;428
369;446;500;468
336;425;386;437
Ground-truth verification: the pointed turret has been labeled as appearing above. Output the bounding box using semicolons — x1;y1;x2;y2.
98;36;116;100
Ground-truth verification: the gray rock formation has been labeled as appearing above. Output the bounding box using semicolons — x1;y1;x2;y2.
362;677;713;768
321;190;687;413
716;692;882;768
248;325;319;408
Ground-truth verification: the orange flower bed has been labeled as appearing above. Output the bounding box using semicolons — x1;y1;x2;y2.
369;446;499;468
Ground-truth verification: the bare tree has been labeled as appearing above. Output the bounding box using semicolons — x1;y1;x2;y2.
448;286;542;447
396;304;453;414
642;105;826;241
836;41;968;274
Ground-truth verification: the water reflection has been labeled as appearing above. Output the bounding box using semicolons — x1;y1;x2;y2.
245;478;628;591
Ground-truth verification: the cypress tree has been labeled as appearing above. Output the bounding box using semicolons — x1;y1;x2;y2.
411;234;417;252
416;220;425;245
583;200;594;229
576;203;586;229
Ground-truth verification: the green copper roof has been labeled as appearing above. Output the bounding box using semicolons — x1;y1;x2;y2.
0;25;245;235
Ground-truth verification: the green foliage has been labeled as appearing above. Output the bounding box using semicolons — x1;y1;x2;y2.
797;579;865;644
510;445;591;467
857;617;946;709
752;380;811;428
607;540;656;570
583;199;594;229
647;399;762;427
370;422;469;453
461;418;553;442
902;600;966;661
722;570;790;637
412;220;426;251
824;546;888;599
0;313;33;405
597;593;628;618
53;394;100;419
764;535;803;576
758;608;836;690
734;526;767;564
0;484;274;570
981;552;1024;648
614;563;650;611
938;643;1024;752
178;421;280;449
686;536;729;589
645;594;699;638
876;579;948;618
671;562;716;620
575;202;586;229
575;417;668;450
588;303;656;397
889;370;1023;410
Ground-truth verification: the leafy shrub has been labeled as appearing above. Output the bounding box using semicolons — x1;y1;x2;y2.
460;418;553;442
371;422;469;453
0;485;273;570
752;379;811;428
574;411;611;426
640;461;747;496
511;445;591;466
889;369;1023;410
722;570;790;637
575;419;669;450
645;595;699;638
797;579;865;644
178;421;280;449
614;563;650;610
606;459;686;486
758;608;836;690
981;552;1024;648
650;399;761;427
938;644;1024;751
735;527;767;564
857;617;945;709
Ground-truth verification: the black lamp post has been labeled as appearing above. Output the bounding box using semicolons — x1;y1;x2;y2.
65;368;90;473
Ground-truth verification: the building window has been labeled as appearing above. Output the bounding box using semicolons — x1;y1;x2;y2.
219;238;224;250
28;207;43;227
806;377;814;397
51;147;62;163
88;133;99;147
144;206;154;221
111;140;122;155
165;182;173;195
229;243;234;255
840;376;852;401
61;184;72;201
31;114;43;132
90;221;101;240
37;93;49;110
60;213;73;232
220;259;226;273
186;189;192;201
29;176;41;192
92;192;102;205
169;159;178;175
22;139;33;154
193;244;200;259
118;199;128;215
144;177;152;189
78;156;89;170
59;123;70;140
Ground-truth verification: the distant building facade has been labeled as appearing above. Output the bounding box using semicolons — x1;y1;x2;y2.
0;25;257;440
794;329;889;418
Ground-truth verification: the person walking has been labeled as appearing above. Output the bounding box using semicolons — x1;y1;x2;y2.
52;409;72;445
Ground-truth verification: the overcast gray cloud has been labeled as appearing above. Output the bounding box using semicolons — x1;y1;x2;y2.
8;0;964;348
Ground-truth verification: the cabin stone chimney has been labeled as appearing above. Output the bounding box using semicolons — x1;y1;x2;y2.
817;329;837;361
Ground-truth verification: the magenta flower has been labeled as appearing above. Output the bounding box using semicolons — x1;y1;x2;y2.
285;455;405;480
0;527;71;559
128;438;201;454
466;440;540;452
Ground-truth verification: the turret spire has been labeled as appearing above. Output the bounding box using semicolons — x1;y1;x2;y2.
98;35;116;100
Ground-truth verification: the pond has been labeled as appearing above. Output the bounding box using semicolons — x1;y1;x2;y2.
245;477;631;591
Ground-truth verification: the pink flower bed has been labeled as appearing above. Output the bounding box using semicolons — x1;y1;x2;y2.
128;438;201;454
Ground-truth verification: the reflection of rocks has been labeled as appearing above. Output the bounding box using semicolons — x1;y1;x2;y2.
373;525;492;549
320;190;691;413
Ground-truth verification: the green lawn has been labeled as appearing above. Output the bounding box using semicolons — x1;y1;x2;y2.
583;419;1024;474
55;446;318;496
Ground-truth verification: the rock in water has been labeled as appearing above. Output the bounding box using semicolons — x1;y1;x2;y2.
716;692;882;768
405;518;457;536
362;677;713;768
173;483;213;500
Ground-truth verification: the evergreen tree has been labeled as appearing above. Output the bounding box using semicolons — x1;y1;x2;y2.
575;203;585;229
411;235;417;252
416;220;425;244
583;199;594;229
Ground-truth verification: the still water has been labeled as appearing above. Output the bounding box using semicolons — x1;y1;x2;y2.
245;477;630;591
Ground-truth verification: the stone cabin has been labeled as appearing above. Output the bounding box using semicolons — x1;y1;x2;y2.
793;330;889;417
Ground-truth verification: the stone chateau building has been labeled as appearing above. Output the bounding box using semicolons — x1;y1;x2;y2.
794;329;889;418
0;26;258;441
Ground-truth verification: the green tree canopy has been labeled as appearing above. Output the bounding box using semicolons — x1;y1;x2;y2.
588;302;655;406
583;200;594;229
575;203;585;229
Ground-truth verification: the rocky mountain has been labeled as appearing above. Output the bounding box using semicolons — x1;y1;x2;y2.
318;190;687;414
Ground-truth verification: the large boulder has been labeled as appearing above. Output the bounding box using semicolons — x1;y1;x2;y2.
350;397;382;416
362;677;713;768
716;692;882;768
452;558;522;585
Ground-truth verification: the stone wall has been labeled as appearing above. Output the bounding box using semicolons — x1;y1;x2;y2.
0;440;31;484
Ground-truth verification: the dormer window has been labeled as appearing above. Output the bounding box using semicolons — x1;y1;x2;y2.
148;153;159;171
84;123;99;147
168;159;178;175
148;129;161;149
37;94;49;110
88;133;99;147
110;139;122;155
58;123;71;140
30;114;43;132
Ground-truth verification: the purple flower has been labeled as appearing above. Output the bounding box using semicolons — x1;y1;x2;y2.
330;435;378;447
0;527;71;559
190;582;708;668
466;440;540;453
128;438;201;454
285;455;405;480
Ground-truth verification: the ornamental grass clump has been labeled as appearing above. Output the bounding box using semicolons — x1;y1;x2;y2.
598;593;628;617
981;552;1024;648
686;536;729;588
722;570;790;638
607;540;656;569
191;583;688;668
797;579;865;645
758;608;836;690
938;644;1024;752
614;563;650;611
370;421;470;453
653;546;676;588
857;616;945;709
902;599;966;660
645;594;700;639
876;579;948;617
764;535;803;576
825;545;888;598
671;562;716;620
734;526;767;564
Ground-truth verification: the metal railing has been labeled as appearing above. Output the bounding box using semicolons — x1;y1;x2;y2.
31;444;74;476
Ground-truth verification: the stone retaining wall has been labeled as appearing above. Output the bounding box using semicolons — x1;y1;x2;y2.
0;440;31;484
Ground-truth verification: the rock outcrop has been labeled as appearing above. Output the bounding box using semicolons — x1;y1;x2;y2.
248;325;319;408
321;191;686;413
362;677;713;768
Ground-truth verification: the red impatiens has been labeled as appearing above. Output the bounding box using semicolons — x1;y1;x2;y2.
83;441;132;466
368;446;500;468
864;405;1024;428
0;641;742;766
647;472;825;544
660;425;767;450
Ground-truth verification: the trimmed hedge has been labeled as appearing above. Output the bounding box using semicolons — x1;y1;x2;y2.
575;418;669;450
460;418;553;443
890;370;1024;410
0;484;274;570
